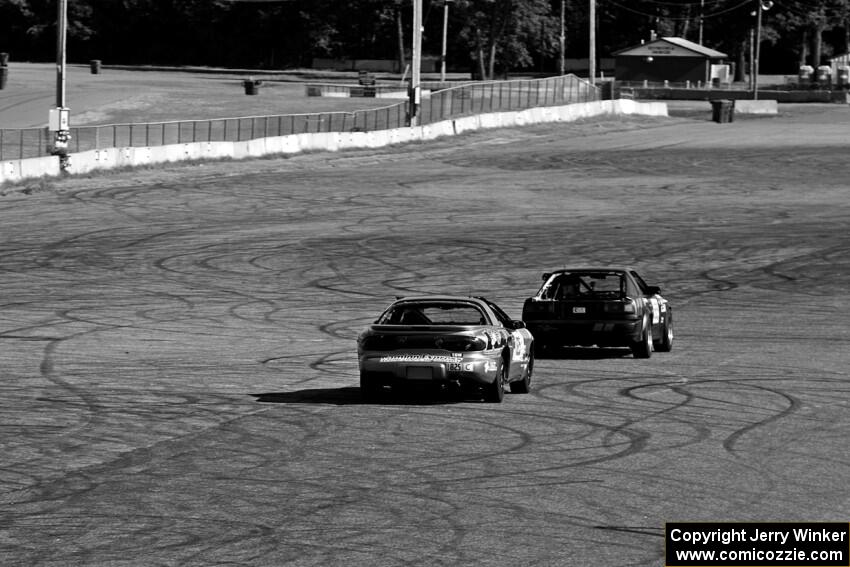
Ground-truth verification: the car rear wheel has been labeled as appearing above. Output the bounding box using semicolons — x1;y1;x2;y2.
510;353;533;394
534;339;551;358
654;312;673;352
630;319;653;359
360;371;382;401
486;362;507;403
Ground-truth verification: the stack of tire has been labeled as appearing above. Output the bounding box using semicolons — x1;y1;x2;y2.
0;53;8;90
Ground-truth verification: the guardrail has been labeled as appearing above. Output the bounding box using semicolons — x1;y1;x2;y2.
427;75;596;117
1;74;598;161
615;78;849;90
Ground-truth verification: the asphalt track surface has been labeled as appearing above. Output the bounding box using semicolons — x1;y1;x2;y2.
2;105;849;566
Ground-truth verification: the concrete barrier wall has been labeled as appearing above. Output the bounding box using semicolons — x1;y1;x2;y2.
1;99;668;184
734;99;779;114
1;155;61;184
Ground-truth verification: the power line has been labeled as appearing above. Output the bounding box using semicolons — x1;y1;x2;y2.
636;0;734;7
604;0;751;21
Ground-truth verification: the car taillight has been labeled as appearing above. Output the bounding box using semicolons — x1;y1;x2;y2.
359;335;385;350
522;299;552;319
604;300;636;313
438;335;488;351
466;335;490;351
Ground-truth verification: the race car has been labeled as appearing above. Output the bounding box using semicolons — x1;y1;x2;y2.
521;267;673;358
357;295;534;402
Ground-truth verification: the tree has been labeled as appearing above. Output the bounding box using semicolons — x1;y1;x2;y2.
450;0;556;79
0;0;93;61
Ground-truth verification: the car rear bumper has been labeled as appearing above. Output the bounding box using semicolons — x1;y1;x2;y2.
525;319;642;346
359;350;501;387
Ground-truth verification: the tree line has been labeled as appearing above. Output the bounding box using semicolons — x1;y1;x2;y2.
2;0;850;78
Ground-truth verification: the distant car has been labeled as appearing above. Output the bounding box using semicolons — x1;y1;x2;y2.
521;267;673;358
357;295;534;402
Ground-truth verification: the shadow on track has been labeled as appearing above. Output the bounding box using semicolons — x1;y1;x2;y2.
252;386;483;406
537;347;636;360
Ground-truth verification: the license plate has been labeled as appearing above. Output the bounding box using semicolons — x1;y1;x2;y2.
573;306;586;314
406;366;433;380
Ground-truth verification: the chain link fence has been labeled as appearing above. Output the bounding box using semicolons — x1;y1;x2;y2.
1;74;598;161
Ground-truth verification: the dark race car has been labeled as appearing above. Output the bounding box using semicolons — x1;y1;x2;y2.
521;267;673;358
357;295;534;402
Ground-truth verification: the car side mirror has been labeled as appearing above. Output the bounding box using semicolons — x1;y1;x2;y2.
541;272;551;281
511;320;526;329
646;285;660;295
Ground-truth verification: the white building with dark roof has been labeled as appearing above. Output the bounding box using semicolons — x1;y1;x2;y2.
613;37;728;84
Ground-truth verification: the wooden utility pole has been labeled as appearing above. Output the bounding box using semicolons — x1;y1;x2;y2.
589;0;596;84
753;0;763;100
441;0;451;82
56;0;67;110
409;0;422;126
749;27;755;92
52;0;71;165
560;0;565;76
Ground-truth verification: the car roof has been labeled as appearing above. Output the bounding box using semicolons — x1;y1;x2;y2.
390;295;489;305
546;267;634;275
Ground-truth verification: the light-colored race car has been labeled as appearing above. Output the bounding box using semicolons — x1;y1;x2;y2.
357;295;534;402
522;267;673;358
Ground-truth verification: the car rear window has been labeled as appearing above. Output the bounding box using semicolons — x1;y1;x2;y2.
542;272;625;299
379;303;487;325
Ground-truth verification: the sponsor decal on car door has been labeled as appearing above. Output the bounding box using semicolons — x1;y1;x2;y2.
649;297;660;324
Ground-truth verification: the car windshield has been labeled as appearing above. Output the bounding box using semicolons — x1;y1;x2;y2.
378;302;488;326
541;272;625;299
